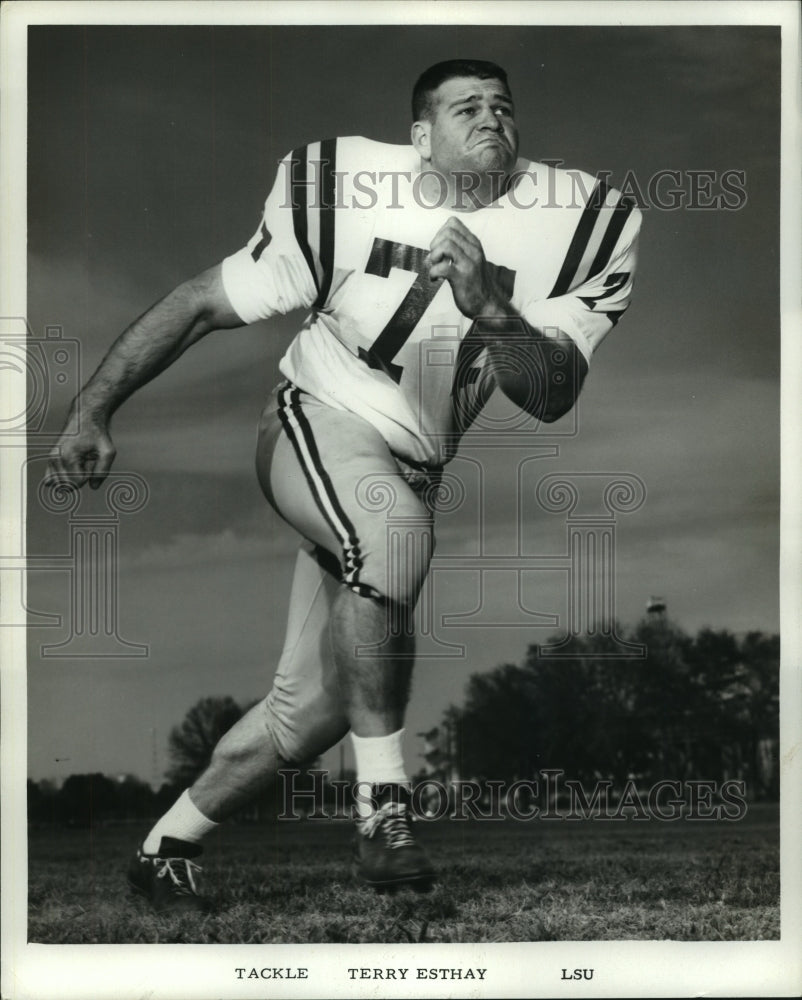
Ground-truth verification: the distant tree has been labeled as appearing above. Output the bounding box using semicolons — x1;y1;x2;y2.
115;774;158;821
27;779;59;824
442;620;779;795
166;696;243;787
453;663;536;781
626;618;697;781
519;629;664;784
732;630;780;798
57;773;120;827
682;628;743;778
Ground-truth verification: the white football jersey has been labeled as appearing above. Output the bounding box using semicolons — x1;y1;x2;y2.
222;136;641;467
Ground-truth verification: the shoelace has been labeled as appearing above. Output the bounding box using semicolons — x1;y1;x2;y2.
155;857;202;895
360;801;416;849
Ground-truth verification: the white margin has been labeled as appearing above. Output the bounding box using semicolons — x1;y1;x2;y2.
1;2;800;999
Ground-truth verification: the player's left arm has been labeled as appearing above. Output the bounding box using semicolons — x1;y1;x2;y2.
428;215;638;422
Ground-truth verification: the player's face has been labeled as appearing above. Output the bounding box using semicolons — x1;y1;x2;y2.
419;76;519;179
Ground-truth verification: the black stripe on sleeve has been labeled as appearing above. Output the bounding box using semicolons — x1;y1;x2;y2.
494;264;516;300
548;179;608;298
290;147;320;297
314;138;337;309
584;196;635;283
605;308;628;327
250;221;272;262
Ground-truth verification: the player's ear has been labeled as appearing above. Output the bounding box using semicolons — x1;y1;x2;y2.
411;120;432;161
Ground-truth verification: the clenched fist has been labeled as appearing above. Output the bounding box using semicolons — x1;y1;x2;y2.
45;408;116;490
426;216;508;319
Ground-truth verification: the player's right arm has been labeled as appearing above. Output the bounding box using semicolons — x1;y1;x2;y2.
46;263;243;489
48;143;327;490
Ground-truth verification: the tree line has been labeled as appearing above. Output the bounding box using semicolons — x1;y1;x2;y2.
27;619;780;826
424;620;779;799
27;696;322;826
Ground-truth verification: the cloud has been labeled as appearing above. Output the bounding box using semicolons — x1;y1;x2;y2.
128;527;297;571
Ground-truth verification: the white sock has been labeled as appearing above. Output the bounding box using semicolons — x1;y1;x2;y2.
142;789;218;854
350;729;410;818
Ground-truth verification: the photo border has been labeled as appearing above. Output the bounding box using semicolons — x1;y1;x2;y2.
2;2;800;997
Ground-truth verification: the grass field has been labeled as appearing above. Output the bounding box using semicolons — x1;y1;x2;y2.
27;804;779;944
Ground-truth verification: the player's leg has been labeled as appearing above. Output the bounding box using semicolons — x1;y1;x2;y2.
262;383;438;890
184;703;283;822
186;543;349;821
129;382;439;909
262;384;431;741
330;584;414;736
129;542;347;911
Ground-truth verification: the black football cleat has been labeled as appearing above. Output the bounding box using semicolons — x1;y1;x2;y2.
352;785;437;894
127;836;207;913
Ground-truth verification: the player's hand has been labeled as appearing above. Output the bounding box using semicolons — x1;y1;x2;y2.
427;217;507;319
44;408;117;491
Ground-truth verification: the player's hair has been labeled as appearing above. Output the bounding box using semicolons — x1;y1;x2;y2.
412;59;510;121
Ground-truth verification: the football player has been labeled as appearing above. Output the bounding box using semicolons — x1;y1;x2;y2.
46;59;641;911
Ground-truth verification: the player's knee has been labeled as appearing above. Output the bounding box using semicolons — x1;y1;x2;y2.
207;731;253;771
271;718;350;765
261;691;348;765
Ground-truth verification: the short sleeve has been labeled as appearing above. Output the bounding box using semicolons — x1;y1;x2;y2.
220;147;324;325
520;202;642;365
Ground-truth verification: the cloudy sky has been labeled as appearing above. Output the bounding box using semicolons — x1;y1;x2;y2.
23;22;780;785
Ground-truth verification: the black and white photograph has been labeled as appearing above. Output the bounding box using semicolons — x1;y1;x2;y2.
2;2;801;998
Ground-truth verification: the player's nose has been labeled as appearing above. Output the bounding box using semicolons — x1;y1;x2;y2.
476;104;503;131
